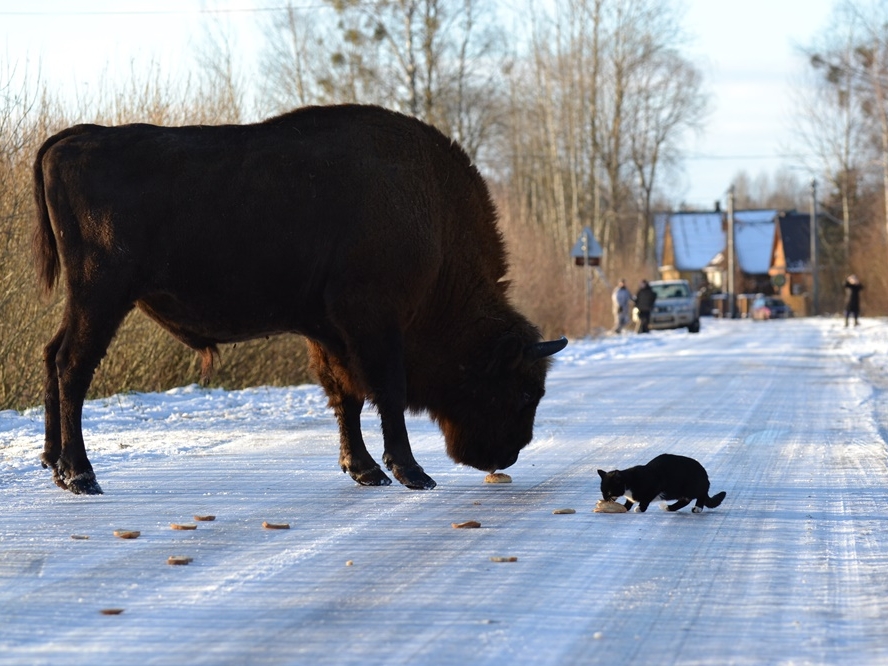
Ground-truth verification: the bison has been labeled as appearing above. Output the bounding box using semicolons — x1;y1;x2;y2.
33;104;567;495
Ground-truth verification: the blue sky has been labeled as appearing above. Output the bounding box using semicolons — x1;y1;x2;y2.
2;0;838;209
681;0;837;208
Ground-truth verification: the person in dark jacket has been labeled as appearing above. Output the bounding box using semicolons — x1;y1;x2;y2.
634;279;657;333
844;274;864;327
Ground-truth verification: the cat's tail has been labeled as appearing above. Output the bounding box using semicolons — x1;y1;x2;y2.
706;491;726;509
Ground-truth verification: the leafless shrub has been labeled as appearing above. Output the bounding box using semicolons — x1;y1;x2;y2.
0;59;312;412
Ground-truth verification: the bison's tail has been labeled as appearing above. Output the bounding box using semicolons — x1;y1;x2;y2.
33;133;65;296
33;126;89;296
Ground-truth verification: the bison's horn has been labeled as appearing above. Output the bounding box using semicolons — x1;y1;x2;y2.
527;336;568;360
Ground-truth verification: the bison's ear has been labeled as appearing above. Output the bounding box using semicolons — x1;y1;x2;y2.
486;334;526;374
526;336;568;360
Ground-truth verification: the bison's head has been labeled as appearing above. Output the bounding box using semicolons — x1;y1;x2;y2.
435;334;567;473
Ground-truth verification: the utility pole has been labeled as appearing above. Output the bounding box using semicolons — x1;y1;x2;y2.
582;232;592;337
810;179;819;316
727;186;735;318
570;227;603;338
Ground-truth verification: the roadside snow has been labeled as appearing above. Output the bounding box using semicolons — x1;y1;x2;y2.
2;317;887;665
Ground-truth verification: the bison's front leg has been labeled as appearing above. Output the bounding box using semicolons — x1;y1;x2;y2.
365;336;436;490
378;406;436;490
335;394;392;486
308;341;393;486
382;450;436;490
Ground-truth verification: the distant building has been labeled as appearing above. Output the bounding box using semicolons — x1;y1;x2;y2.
653;208;777;294
654;206;831;317
769;211;814;316
653;211;723;291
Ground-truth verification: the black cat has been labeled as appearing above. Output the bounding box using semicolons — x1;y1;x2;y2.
597;453;726;513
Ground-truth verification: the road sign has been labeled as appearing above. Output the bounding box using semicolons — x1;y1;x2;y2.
570;227;602;266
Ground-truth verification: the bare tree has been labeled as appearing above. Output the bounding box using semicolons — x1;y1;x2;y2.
628;47;708;264
503;0;704;274
260;3;324;109
805;0;888;242
258;0;505;163
799;3;874;259
194;13;246;123
729;167;808;210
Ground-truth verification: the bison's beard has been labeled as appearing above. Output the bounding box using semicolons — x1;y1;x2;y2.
437;410;534;473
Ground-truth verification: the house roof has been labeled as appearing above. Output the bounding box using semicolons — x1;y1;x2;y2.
654;212;723;271
654;209;777;275
776;213;812;272
734;210;777;275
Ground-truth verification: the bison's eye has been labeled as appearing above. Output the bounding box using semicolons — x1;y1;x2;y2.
521;391;533;407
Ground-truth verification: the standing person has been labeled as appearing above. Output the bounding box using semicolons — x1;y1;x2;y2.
634;279;657;334
844;274;864;327
612;279;632;333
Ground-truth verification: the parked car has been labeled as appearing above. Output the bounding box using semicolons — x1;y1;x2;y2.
751;295;793;320
632;279;700;333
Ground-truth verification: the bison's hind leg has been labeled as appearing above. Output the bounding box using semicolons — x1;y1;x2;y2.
48;294;133;495
41;324;67;472
42;320;103;494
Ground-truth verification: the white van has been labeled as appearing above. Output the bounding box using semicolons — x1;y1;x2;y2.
633;279;701;333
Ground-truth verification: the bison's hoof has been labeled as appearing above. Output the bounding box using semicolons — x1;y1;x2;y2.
350;466;393;486
41;452;59;470
391;465;437;490
57;469;104;495
70;475;104;495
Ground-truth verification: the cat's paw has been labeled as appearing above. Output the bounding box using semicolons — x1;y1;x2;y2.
692;506;703;514
659;502;670;512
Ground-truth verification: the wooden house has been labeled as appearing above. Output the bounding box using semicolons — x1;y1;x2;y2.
653;211;723;291
769;212;813;316
654;209;776;295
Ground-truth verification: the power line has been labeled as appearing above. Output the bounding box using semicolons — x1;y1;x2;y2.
0;4;335;17
684;152;814;161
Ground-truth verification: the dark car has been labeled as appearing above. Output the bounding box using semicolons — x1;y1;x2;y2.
751;295;793;320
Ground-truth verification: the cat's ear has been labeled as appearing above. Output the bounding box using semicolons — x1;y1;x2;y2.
597;469;607;480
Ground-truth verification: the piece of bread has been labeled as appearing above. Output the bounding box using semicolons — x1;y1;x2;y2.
451;520;481;529
594;500;628;513
113;530;141;539
167;556;193;565
484;472;512;484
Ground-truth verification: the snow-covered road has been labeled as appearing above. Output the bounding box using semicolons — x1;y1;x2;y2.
2;318;887;665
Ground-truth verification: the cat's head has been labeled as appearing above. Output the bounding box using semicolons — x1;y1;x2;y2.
597;469;625;501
